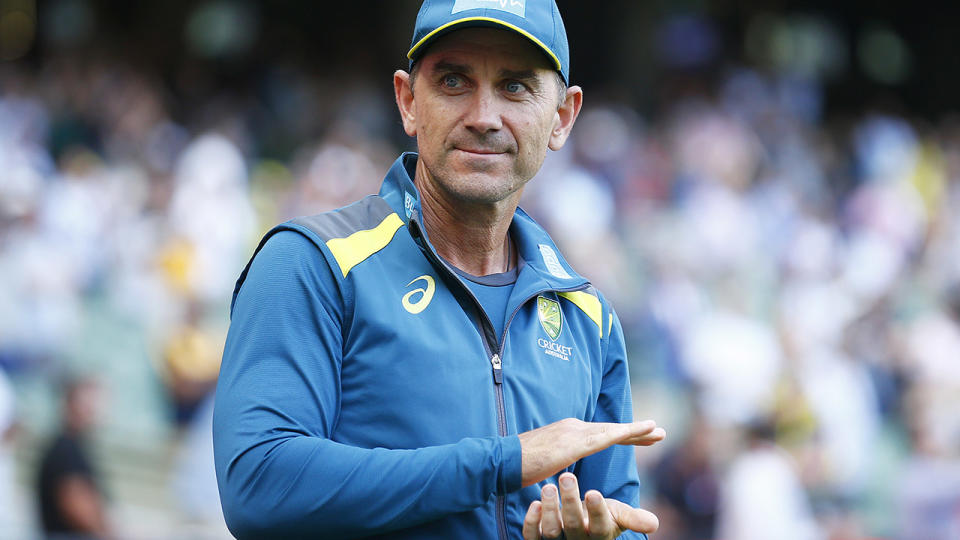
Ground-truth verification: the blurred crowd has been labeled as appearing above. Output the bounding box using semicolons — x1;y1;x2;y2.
534;73;960;539
3;25;960;540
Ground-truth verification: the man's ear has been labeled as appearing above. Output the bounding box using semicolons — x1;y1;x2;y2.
548;85;583;151
394;70;418;137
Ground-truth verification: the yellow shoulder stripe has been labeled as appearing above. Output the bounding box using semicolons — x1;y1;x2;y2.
325;213;404;278
558;291;603;338
608;313;614;337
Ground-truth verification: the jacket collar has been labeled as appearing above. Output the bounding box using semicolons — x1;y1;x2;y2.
378;152;590;291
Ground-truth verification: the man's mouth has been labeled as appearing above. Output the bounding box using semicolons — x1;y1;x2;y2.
455;147;505;155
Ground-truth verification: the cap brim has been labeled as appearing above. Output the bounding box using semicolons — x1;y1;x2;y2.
407;16;562;74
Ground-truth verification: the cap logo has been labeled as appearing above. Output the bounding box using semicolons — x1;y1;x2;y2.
452;0;526;18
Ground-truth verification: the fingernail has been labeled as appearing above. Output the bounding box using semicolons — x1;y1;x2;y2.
561;476;574;488
586;491;601;504
543;484;557;497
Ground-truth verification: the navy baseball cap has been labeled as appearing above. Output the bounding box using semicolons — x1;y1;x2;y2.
407;0;570;84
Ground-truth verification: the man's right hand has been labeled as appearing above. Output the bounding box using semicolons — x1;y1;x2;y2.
518;418;665;487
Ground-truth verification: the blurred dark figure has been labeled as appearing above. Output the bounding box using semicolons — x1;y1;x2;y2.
36;378;112;540
651;414;719;540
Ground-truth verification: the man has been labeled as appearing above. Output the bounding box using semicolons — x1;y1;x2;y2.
213;1;665;538
37;378;112;540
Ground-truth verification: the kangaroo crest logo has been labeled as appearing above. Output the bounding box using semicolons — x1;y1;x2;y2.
537;296;562;340
402;275;436;314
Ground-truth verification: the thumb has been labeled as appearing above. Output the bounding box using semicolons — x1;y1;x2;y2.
606;498;659;534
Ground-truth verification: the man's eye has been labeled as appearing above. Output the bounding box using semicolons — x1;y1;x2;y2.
442;74;463;88
504;81;526;94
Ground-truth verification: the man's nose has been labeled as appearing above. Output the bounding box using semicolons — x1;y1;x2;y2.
463;86;503;133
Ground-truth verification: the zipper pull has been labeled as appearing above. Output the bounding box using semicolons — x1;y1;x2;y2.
491;354;503;384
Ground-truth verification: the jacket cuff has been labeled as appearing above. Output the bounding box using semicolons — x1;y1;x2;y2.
497;434;523;495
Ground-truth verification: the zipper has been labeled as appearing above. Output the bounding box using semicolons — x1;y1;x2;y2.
408;216;591;540
491;352;507;540
409;218;510;540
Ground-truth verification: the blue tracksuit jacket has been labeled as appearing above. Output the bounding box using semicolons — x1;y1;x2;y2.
213;153;645;539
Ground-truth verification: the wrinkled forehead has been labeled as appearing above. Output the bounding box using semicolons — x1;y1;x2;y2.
415;27;555;75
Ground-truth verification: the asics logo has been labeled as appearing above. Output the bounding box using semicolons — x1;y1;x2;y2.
402;275;436;314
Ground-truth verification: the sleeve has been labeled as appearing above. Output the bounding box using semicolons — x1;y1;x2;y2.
213;230;521;539
572;303;648;540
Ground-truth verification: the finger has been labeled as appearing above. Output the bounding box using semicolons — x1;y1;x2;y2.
583;490;616;537
605;420;655;444
617;419;656;439
578;421;656;456
540;483;563;539
622;426;666;446
522;500;542;540
558;473;586;536
605;498;659;534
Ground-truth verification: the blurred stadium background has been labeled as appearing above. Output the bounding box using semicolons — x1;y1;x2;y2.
2;0;960;538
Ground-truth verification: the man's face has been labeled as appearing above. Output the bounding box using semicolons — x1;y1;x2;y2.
405;28;565;205
67;381;102;432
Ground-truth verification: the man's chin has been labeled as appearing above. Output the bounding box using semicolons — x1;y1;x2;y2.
444;175;523;205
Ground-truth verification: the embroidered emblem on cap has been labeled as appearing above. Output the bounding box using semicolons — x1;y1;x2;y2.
452;0;526;18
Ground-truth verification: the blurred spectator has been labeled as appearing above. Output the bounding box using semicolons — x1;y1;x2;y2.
0;368;22;535
680;307;783;426
894;283;960;539
166;133;256;303
897;391;960;540
160;301;222;427
170;394;229;536
717;421;821;540
651;413;719;540
36;377;112;540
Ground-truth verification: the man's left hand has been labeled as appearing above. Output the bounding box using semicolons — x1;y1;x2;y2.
521;472;659;540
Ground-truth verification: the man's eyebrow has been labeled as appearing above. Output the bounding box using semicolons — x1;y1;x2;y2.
499;68;538;82
431;60;472;74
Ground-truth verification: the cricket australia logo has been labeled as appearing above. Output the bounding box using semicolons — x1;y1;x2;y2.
537;296;573;361
538;296;562;340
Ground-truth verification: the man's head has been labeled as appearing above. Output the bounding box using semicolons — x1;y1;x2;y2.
61;377;101;435
394;0;582;206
